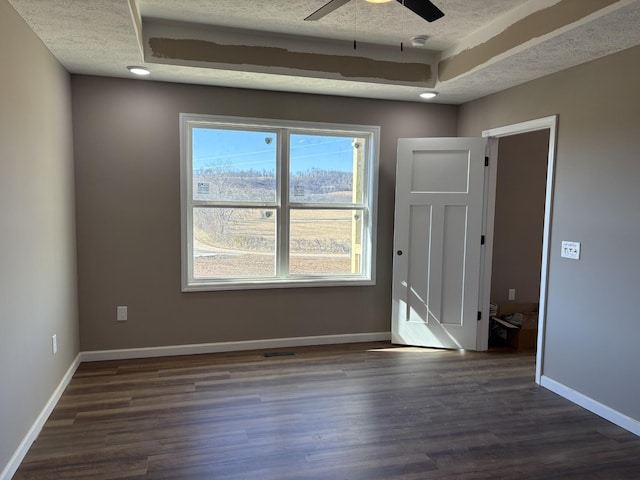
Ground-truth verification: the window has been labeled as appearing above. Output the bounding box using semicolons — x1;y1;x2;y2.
180;114;379;291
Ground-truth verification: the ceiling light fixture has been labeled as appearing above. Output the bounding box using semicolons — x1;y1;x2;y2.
420;92;438;100
365;0;393;3
127;66;150;76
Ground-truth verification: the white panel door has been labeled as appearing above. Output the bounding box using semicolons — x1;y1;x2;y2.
391;138;486;350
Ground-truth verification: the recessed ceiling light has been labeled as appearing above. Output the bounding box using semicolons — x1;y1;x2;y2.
365;0;393;3
127;66;150;76
420;92;438;100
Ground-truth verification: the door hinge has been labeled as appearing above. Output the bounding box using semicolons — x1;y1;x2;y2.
481;235;485;245
477;311;482;321
485;156;489;167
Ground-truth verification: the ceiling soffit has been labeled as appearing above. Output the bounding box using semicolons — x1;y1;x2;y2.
142;19;438;87
132;0;640;99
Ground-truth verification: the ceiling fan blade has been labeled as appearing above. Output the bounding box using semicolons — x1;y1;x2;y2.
305;0;351;21
397;0;445;22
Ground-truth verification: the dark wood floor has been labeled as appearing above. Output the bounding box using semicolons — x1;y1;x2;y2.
14;342;640;479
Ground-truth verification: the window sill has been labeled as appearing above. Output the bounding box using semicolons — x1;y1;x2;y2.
182;276;375;292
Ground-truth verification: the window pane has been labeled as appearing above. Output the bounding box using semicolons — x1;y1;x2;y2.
192;128;277;202
289;209;363;275
193;207;276;278
290;134;365;204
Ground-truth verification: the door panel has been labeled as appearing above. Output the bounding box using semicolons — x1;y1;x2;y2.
411;150;470;192
441;204;466;326
407;204;432;324
392;138;486;350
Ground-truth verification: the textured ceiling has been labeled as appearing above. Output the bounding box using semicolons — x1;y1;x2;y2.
137;0;530;50
7;0;640;104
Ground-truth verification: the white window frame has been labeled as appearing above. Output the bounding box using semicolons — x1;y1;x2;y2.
180;113;379;291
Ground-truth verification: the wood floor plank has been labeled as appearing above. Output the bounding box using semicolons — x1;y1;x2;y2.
13;342;640;479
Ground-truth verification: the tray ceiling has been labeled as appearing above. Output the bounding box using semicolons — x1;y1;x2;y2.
8;0;640;103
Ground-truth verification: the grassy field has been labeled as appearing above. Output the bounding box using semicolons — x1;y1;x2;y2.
194;254;352;277
193;208;359;277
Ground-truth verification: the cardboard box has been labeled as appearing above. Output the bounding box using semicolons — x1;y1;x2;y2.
491;303;539;350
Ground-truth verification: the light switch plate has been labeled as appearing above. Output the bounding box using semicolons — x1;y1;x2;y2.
561;241;581;260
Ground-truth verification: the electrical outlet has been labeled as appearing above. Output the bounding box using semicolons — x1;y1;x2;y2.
117;305;128;321
52;334;57;355
561;241;581;260
508;289;516;301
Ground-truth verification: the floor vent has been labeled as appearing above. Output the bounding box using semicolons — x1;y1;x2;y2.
264;352;296;358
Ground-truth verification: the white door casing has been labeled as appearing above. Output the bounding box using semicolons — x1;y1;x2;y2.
391;137;487;350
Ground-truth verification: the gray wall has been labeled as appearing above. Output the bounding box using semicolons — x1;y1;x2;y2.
0;1;78;472
459;46;640;421
71;75;457;351
491;131;549;304
4;5;638;470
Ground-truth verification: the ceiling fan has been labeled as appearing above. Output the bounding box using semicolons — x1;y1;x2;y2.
305;0;445;22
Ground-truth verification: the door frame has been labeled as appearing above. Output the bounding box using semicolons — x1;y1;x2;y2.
479;115;558;384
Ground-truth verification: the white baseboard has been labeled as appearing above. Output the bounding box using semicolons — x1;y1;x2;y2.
80;332;391;362
1;354;81;480
541;375;640;437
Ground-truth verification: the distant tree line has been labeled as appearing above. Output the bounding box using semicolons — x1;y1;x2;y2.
194;167;353;199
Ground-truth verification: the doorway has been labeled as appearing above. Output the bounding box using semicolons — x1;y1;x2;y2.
480;116;558;384
488;130;550;350
389;116;557;385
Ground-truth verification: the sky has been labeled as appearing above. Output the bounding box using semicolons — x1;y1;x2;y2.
192;128;357;173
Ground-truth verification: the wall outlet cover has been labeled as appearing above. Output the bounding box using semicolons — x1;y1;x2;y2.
117;305;128;321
